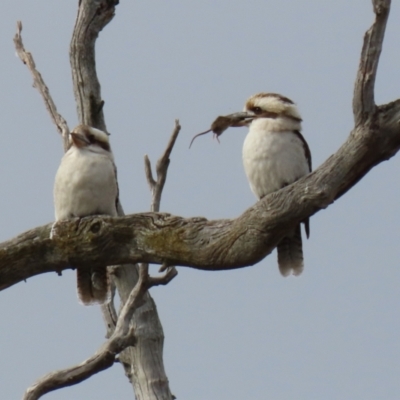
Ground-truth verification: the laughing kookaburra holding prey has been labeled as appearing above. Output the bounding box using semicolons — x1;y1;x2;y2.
54;125;119;305
241;93;311;276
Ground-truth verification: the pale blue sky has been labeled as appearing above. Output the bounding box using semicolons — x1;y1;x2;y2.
1;1;400;399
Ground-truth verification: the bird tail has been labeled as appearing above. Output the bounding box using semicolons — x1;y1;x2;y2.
277;224;304;277
76;266;110;306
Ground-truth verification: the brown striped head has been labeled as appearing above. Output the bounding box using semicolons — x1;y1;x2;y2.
69;125;111;152
244;93;302;122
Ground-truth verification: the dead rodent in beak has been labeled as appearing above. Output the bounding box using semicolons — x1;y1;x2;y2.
189;112;254;148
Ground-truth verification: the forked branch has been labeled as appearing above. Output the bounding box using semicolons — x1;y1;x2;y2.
23;266;175;400
145;119;181;212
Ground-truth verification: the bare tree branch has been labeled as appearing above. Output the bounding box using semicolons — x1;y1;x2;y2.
141;119;181;292
2;84;400;289
353;0;390;125
148;267;178;286
3;1;400;288
152;119;181;212
97;120;181;397
144;120;181;213
69;1;175;398
101;281;118;338
13;21;70;151
23;263;174;400
144;155;157;189
69;0;119;131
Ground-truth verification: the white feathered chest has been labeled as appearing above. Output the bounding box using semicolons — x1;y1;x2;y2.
54;146;118;220
242;119;310;199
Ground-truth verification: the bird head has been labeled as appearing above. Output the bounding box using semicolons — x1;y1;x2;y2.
244;93;302;122
69;125;111;152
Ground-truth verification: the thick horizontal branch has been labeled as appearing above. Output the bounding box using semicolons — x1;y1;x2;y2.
2;99;400;290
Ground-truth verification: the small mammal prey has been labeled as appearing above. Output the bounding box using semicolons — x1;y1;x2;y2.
189;112;254;148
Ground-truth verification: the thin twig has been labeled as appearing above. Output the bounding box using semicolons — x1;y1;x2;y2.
147;119;181;212
142;120;181;279
144;155;157;191
157;120;181;170
148;267;178;286
13;21;70;151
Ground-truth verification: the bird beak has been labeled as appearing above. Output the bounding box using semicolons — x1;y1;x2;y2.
224;111;255;127
70;132;90;147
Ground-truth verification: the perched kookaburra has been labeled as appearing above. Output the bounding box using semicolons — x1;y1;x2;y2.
240;93;312;276
54;125;119;305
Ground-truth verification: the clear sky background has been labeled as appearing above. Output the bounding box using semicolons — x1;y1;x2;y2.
1;1;400;399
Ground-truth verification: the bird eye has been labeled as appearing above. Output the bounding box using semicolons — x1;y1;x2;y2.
87;134;95;143
252;107;262;114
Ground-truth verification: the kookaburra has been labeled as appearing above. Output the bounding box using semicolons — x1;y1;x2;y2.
240;93;312;276
54;125;119;305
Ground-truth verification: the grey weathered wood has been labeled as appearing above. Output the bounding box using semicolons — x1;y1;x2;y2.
69;0;113;131
69;1;174;399
3;89;400;287
353;0;390;125
22;264;176;400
